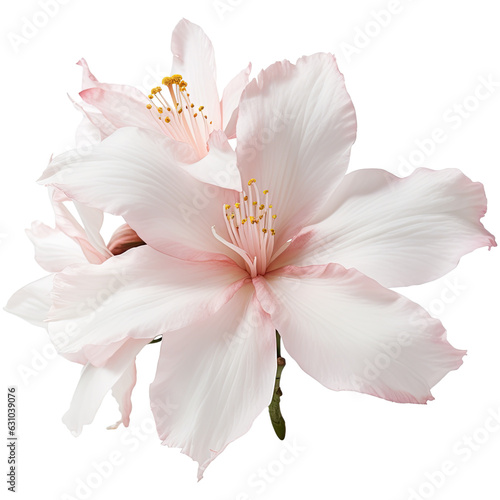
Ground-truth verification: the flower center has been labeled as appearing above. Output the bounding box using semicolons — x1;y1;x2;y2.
212;179;280;277
146;75;212;158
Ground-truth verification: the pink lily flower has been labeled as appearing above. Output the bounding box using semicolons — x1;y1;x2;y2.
72;19;251;166
39;52;495;479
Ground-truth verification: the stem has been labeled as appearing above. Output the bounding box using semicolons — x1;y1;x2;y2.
268;331;286;440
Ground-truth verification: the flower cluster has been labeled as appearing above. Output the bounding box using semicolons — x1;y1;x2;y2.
6;19;496;480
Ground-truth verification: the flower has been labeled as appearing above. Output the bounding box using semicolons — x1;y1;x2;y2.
72;19;251;174
38;50;496;479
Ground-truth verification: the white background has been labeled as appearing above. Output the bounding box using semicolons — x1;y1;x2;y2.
1;0;499;499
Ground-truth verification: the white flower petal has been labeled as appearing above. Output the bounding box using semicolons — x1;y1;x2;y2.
111;359;138;428
26;222;86;272
5;275;54;328
79;87;163;134
236;53;356;248
171;19;221;129
62;338;149;436
74;58;165;136
221;63;252;138
49;188;109;265
150;284;276;480
181;130;241;191
70;95;117;141
73;201;111;259
272;168;496;287
254;264;465;404
40;127;240;263
48;245;248;365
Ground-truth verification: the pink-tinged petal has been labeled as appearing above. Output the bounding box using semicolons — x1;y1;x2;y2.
221;63;252;139
62;338;149;436
171;19;221;129
27;221;86;272
77;58;101;91
254;264;465;404
272;168;496;287
49;188;110;265
68;339;130;369
181;130;241;191
72;101;102;148
40;127;241;263
110;359;138;428
73;201;111;259
5;275;53;328
47;245;248;365
150;284;275;480
236;53;357;249
77;58;150;101
70;95;117;141
76;59;163;135
79;87;163;134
